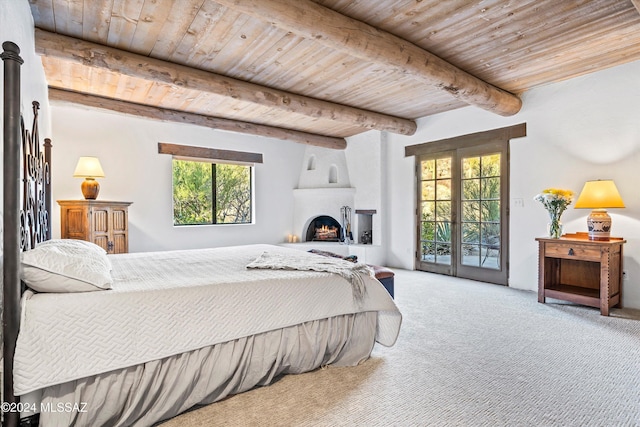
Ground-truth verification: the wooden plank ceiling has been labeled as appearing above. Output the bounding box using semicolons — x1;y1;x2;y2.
29;0;640;148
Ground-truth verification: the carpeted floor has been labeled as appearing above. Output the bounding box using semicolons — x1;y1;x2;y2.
160;269;640;427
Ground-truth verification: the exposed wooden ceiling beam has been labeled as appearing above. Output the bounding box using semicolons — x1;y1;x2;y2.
49;88;347;149
215;0;522;117
35;29;416;137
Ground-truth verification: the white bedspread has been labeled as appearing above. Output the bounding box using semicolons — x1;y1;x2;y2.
14;244;401;395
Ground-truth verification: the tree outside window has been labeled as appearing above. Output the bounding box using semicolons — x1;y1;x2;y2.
172;159;252;225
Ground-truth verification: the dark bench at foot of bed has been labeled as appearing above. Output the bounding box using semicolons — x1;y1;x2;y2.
369;265;394;298
308;249;395;298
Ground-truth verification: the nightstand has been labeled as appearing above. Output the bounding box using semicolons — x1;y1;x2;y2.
536;233;625;316
58;200;132;254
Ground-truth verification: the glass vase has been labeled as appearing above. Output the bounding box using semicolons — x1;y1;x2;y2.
547;219;563;239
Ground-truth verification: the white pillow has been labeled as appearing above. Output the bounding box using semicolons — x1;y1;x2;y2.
36;239;112;270
36;238;107;255
21;240;113;293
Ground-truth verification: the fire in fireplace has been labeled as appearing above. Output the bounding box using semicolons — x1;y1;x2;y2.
316;225;338;240
305;215;343;242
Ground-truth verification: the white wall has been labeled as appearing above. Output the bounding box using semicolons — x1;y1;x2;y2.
345;130;384;245
0;1;51;136
385;59;640;309
297;145;351;188
50;103;306;252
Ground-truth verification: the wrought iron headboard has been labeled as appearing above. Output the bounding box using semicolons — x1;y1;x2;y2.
2;40;52;427
20;100;52;251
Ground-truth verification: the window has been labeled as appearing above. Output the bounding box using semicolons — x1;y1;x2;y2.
172;159;252;225
158;142;262;226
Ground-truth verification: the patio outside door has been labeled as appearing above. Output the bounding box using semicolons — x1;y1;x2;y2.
416;141;508;285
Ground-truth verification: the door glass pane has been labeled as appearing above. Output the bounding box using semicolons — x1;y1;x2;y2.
462;223;480;244
421;221;435;241
422;181;435;200
463;245;481;267
422;160;436;180
436;201;451;221
482;223;500;244
436;243;451;264
436;180;451;200
482;201;500;221
481;154;500;177
436;158;451;178
422;159;435;180
462;201;480;222
421;241;436;262
462;157;480;178
463;179;480;198
435;221;451;243
482;177;500;199
421;201;435;220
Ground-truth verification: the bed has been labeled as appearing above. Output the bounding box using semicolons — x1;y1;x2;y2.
1;41;401;427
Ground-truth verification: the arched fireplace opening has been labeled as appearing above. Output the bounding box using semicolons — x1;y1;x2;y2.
305;215;343;242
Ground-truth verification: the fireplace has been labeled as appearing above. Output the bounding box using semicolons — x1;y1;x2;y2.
305;215;343;242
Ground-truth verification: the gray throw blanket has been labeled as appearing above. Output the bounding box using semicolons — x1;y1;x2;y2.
246;251;372;303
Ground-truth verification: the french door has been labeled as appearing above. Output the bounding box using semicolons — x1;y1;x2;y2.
416;141;509;285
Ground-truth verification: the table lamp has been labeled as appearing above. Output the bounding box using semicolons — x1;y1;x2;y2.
73;156;105;200
574;179;625;241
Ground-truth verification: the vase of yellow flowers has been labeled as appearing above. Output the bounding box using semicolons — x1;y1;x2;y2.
534;188;574;238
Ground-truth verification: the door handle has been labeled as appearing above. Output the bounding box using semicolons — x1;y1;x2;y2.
107;241;114;252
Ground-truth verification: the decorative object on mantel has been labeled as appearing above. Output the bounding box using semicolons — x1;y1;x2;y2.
534;188;574;239
341;205;353;244
574;179;625;241
73;156;105;199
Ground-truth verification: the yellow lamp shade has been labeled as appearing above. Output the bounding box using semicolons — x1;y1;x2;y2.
73;156;105;178
574;180;625;209
574;180;624;241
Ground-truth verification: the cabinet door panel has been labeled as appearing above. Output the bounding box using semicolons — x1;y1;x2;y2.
64;208;88;240
112;234;127;254
66;208;86;234
93;235;109;252
92;209;110;233
112;209;127;232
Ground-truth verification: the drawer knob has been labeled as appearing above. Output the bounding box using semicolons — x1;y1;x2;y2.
568;248;574;256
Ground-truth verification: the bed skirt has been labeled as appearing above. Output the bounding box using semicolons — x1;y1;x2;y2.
38;311;377;427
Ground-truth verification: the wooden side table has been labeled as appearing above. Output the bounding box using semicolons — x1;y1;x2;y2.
536;233;625;316
58;200;132;254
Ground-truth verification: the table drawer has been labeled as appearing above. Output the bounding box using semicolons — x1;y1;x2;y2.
544;243;601;261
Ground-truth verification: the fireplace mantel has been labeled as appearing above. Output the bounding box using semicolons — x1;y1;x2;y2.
280;242;384;265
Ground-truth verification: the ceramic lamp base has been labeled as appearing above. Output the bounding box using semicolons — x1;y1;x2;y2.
81;178;100;200
587;208;611;241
